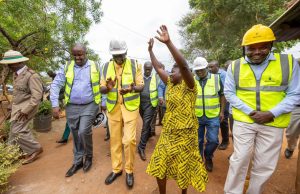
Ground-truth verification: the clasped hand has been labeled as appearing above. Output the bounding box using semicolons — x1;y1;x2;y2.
119;83;135;95
249;111;274;124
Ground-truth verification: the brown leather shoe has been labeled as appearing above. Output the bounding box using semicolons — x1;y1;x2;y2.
22;147;43;165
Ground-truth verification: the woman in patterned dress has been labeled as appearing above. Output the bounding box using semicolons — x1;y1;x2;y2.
146;25;208;194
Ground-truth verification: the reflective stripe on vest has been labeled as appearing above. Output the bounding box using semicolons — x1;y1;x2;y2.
232;53;292;128
103;58;140;112
149;74;159;107
64;60;101;104
195;74;220;118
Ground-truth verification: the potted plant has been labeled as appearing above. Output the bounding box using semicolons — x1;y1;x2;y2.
33;100;52;132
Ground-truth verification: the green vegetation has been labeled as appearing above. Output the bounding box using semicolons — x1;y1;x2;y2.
0;0;103;72
36;100;52;116
179;0;299;64
0;142;22;193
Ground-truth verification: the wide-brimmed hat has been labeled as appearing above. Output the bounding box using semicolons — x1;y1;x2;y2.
0;50;29;65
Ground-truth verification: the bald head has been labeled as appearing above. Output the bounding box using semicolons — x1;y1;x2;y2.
72;43;87;53
144;61;153;77
72;43;87;66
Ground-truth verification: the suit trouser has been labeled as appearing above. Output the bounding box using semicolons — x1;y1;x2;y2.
66;102;99;165
286;106;300;151
9;119;41;155
224;121;283;194
108;116;137;174
61;122;71;140
220;102;230;143
139;102;156;150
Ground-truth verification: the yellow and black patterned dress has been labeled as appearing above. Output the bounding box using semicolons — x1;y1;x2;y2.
146;78;208;192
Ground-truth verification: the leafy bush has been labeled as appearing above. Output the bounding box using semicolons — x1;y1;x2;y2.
0;121;10;140
36;100;52;116
0;142;21;193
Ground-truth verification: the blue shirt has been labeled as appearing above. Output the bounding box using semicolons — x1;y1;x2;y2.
224;53;300;117
217;68;227;85
158;80;166;99
50;60;95;107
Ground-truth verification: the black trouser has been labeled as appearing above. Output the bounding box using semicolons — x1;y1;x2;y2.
220;102;230;143
229;113;234;141
138;102;156;150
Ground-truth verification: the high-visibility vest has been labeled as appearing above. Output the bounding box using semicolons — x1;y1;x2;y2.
149;74;159;107
64;60;101;104
103;58;140;112
232;53;293;128
195;73;220;118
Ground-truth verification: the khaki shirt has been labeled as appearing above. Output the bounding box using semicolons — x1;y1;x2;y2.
101;59;144;122
10;66;43;122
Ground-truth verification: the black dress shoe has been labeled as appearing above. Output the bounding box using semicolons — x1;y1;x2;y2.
138;148;146;161
218;141;229;150
126;173;134;188
65;163;83;177
104;134;110;141
83;157;92;172
205;159;213;172
285;148;294;159
105;171;122;185
56;139;68;144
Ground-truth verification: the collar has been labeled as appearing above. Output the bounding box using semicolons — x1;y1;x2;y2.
195;72;211;81
144;73;152;79
245;52;276;65
16;65;27;75
75;59;90;68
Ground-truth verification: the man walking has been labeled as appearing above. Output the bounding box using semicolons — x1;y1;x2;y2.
193;57;226;172
101;39;144;188
208;60;230;150
224;24;300;194
138;61;159;161
0;50;43;165
284;105;300;159
50;44;101;177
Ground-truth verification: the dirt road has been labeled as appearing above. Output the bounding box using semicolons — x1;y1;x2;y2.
6;118;298;194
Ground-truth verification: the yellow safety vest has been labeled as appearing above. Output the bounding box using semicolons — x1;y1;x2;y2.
232;53;293;128
195;73;221;118
103;58;140;112
64;60;101;104
149;74;159;107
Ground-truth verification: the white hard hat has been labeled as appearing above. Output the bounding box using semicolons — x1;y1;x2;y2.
109;39;128;55
93;112;107;129
193;57;208;70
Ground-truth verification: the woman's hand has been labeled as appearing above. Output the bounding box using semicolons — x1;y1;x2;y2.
148;38;154;52
155;25;170;44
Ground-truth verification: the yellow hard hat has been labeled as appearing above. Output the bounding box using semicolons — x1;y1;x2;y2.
241;24;276;46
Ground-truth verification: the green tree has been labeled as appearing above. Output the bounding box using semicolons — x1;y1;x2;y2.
0;0;102;72
178;0;297;64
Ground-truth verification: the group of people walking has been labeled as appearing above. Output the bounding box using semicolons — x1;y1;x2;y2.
1;23;300;194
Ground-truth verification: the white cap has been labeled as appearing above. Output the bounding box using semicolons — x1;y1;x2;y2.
109;39;128;55
193;57;208;70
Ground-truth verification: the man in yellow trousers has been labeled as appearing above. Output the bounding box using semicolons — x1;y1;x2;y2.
101;39;144;188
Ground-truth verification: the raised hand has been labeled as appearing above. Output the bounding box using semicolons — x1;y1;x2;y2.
155;25;170;44
148;38;154;52
106;77;117;91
